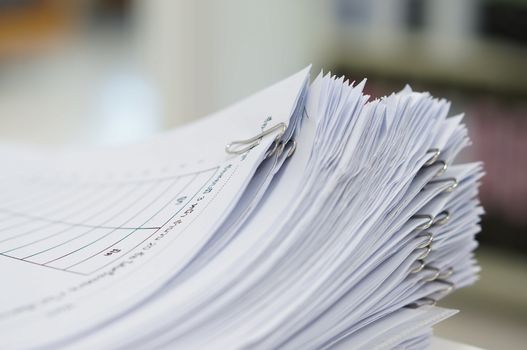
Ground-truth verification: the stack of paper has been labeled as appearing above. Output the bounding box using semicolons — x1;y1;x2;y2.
0;67;483;349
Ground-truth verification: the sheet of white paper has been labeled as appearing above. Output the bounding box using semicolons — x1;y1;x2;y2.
0;67;310;348
0;67;483;350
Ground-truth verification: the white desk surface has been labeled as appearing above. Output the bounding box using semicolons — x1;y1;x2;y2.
430;337;484;350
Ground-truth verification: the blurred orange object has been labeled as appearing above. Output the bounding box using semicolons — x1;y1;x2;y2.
0;0;76;58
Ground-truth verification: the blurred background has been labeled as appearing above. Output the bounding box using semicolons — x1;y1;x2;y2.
0;0;525;348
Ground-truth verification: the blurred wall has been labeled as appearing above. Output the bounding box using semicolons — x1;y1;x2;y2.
134;0;333;126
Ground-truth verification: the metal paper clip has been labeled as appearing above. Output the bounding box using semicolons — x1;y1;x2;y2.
424;148;441;166
417;245;432;260
416;232;434;249
407;297;436;309
412;214;434;230
435;279;455;295
409;222;434;274
407;277;455;308
271;139;297;159
425;280;455;301
423;148;448;177
426;177;458;193
433;160;448;177
433;210;450;226
422;266;441;282
225;122;287;155
437;267;454;280
410;260;425;274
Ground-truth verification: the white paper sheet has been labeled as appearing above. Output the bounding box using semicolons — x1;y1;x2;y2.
0;67;483;349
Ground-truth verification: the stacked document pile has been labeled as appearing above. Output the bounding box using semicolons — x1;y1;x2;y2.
0;67;483;349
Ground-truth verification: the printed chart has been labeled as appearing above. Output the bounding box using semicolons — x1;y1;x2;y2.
0;167;218;274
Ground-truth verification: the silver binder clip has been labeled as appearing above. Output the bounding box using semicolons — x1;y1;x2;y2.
225;122;287;155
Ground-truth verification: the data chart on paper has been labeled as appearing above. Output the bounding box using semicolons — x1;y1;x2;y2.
0;167;218;275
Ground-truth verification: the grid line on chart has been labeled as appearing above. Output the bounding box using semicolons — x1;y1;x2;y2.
0;166;219;275
0;180;147;250
21;179;167;259
67;168;219;273
42;174;198;264
0;210;161;231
